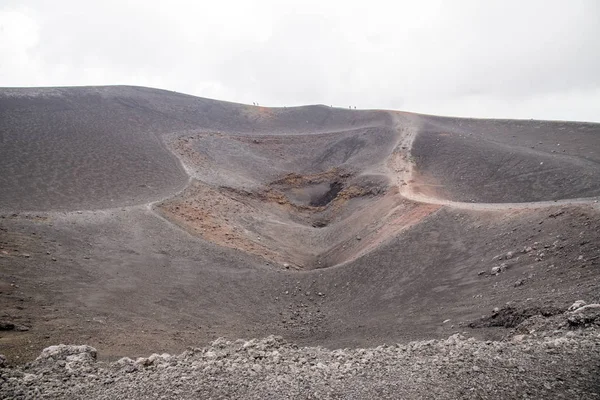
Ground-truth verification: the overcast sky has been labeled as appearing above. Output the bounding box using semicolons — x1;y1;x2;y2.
1;1;599;122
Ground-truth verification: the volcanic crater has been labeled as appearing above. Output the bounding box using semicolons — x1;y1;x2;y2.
1;86;599;388
158;136;423;270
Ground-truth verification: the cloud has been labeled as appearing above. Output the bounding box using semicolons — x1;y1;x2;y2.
0;8;41;84
0;0;599;122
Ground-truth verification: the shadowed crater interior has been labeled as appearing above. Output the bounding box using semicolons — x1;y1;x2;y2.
309;181;344;207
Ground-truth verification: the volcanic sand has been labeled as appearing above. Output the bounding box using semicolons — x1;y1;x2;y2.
0;86;599;368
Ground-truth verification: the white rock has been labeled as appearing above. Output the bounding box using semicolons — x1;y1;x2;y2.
568;300;586;312
37;345;97;362
572;304;600;313
512;334;526;342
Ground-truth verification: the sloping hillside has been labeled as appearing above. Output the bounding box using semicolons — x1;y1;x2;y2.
1;86;599;398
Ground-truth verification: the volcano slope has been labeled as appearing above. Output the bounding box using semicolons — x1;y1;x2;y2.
1;86;600;398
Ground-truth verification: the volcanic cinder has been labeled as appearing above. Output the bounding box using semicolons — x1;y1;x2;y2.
1;86;599;398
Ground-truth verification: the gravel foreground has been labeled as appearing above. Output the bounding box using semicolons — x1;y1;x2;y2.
1;310;599;400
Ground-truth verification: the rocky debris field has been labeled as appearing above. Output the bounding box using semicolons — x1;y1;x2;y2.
1;306;599;400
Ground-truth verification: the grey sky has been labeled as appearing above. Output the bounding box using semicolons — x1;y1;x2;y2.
1;0;599;122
